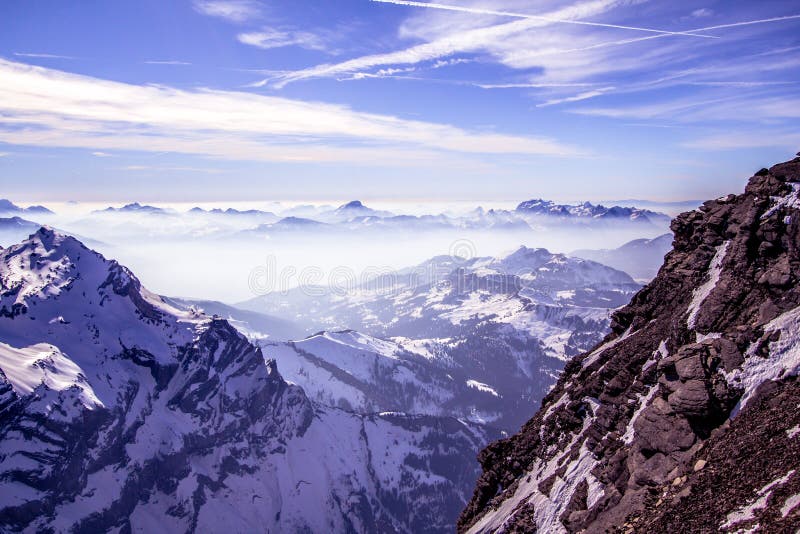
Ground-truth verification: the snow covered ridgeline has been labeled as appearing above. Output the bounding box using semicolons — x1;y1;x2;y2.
0;227;497;533
242;245;641;335
242;246;641;431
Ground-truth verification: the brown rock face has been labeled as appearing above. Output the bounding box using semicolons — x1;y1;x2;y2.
459;156;800;533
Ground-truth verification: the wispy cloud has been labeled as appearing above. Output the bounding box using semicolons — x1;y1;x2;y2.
144;60;192;66
683;130;800;151
344;58;470;81
261;0;800;123
192;0;261;23
536;87;615;107
92;151;114;157
238;28;328;51
572;93;800;122
345;66;417;81
690;8;714;19
14;52;76;60
265;0;630;88
266;3;800;90
477;82;599;89
0;59;579;165
371;0;715;38
119;165;229;174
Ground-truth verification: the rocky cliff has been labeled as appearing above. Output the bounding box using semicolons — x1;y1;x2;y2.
459;156;800;533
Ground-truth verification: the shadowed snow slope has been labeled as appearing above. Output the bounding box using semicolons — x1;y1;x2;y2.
0;228;496;533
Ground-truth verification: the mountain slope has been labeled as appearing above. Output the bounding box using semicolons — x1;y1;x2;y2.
240;247;640;430
239;246;638;340
570;233;673;281
263;330;510;425
459;157;800;533
0;228;496;533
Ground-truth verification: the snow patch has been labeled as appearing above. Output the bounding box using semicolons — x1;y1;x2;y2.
621;385;659;445
781;493;800;518
762;182;800;220
720;470;795;530
696;332;721;343
0;341;103;409
543;393;569;421
582;326;634;368
643;340;668;372
466;380;499;397
724;305;800;416
686;241;730;329
467;411;597;533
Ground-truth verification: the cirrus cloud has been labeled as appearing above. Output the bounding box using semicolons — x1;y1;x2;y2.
0;59;580;165
193;0;261;23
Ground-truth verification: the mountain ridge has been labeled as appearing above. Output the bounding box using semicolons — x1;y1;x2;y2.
459;157;800;533
0;227;496;533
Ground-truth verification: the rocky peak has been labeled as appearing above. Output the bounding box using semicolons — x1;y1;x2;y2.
459;156;800;533
339;200;365;210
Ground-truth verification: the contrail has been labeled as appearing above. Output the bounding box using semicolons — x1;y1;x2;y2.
509;13;800;58
477;82;599;89
370;0;716;38
690;14;800;32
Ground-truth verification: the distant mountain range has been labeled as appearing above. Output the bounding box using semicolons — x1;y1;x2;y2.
95;202;168;214
516;199;671;226
83;198;672;237
0;199;52;215
0;197;677;239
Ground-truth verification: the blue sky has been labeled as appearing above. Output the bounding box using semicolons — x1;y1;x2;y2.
0;0;799;204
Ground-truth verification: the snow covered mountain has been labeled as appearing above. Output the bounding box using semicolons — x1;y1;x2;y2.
235;200;668;236
96;202;169;214
570;233;673;281
62;198;669;247
459;158;800;533
247;216;332;234
240;247;641;431
263;330;510;425
324;200;394;222
0;199;52;215
0;228;496;533
515;199;670;226
241;246;639;341
188;206;277;218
